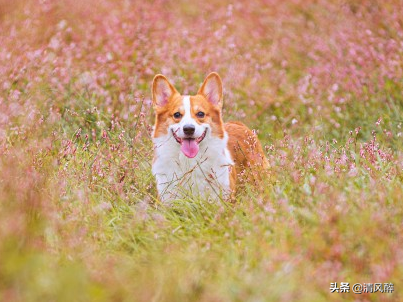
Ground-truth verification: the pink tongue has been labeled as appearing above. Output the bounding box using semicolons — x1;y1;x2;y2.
180;139;199;158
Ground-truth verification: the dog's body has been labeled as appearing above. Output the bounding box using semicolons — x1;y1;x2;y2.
151;73;268;202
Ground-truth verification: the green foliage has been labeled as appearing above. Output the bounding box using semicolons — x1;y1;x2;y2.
1;0;403;301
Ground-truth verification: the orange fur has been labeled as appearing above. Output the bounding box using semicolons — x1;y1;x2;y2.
225;121;269;191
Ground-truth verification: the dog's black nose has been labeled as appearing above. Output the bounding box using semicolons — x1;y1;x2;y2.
183;124;195;136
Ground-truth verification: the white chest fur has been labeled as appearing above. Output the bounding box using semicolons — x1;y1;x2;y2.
152;132;234;202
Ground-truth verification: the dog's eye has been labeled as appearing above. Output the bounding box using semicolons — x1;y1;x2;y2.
173;112;182;119
196;111;205;118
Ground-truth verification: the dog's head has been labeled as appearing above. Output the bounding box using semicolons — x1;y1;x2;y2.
152;72;225;158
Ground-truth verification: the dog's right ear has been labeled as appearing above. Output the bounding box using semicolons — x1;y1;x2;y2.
197;72;223;109
152;75;178;109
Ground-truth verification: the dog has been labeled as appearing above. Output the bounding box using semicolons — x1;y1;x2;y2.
151;72;269;202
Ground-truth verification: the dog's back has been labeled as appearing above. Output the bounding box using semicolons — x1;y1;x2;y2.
225;121;269;188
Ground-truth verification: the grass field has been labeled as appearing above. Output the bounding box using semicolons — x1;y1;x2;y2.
1;0;402;301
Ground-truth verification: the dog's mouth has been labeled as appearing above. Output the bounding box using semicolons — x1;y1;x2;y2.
172;128;207;158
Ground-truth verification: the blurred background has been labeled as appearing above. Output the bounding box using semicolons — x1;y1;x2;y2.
0;0;402;301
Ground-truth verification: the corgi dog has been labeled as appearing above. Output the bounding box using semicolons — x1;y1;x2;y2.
151;72;269;202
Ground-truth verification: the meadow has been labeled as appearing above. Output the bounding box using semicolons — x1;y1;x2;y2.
0;0;402;301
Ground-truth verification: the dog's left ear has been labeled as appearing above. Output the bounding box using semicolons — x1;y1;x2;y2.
198;72;223;108
152;74;179;109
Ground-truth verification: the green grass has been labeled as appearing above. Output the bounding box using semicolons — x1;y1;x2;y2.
1;1;403;301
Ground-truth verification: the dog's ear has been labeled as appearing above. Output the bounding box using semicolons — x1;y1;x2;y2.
152;75;179;109
198;72;223;108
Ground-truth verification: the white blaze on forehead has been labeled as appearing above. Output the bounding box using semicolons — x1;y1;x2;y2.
183;96;191;117
181;96;195;124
